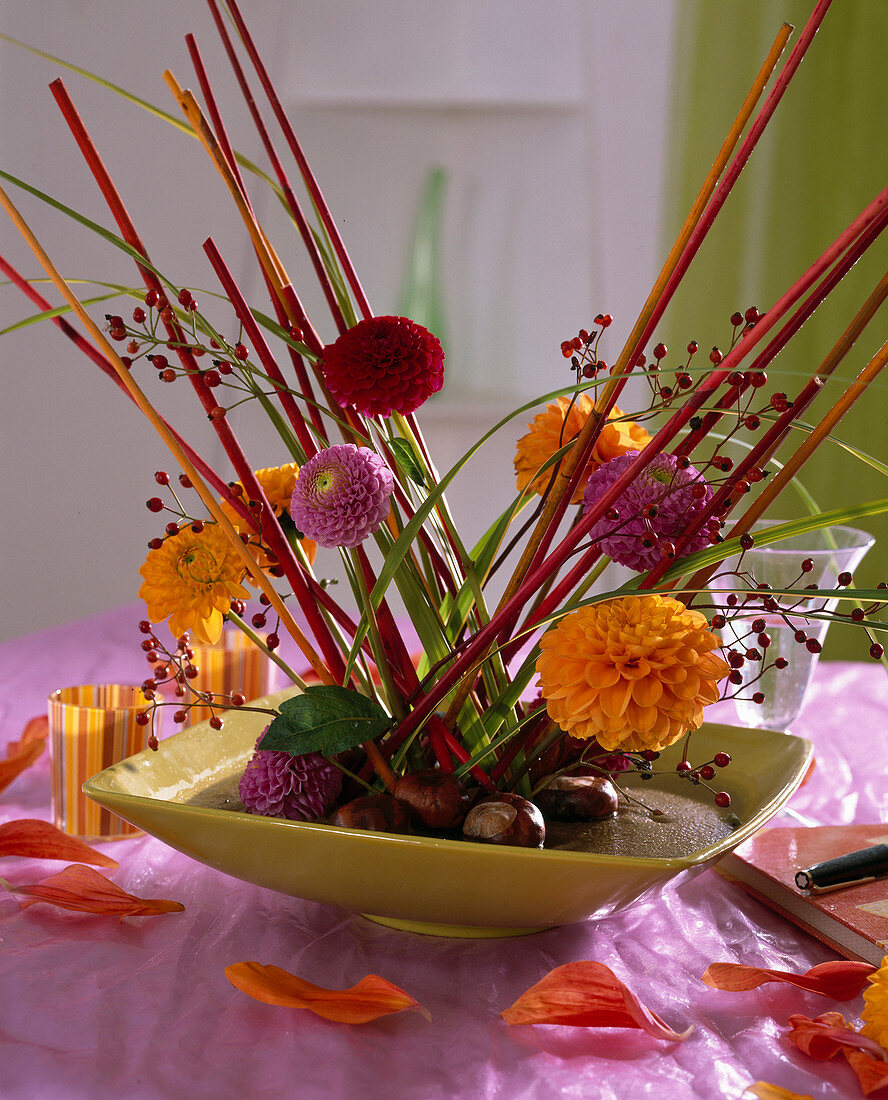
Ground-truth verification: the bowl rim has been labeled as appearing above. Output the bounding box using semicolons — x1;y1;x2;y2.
83;697;814;874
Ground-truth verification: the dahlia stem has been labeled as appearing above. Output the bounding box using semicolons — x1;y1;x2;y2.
349;555;405;718
0;179;337;685
219;0;373;320
226;610;308;689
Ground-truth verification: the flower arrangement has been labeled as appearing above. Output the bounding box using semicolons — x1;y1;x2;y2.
2;0;887;852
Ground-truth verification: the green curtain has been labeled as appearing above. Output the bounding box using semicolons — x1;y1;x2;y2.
663;1;888;658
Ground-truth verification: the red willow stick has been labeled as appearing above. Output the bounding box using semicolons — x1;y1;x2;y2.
202;4;349;335
494;19;802;607
218;0;373;321
383;191;888;744
0;178;339;689
202;236;318;460
727;337;888;537
206;5;472;619
512;181;888;630
168;75;450;688
590;0;835;429
640;215;888;591
48;77;349;682
0;252;235;504
505;3;834;622
675;206;888;464
184;32;330;442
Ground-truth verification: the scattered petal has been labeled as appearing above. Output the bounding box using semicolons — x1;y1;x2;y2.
1;864;184;918
0;716;48;795
702;960;876;1001
786;1013;888;1062
225;962;431;1024
500;961;692;1041
845;1049;888;1096
743;1083;814;1100
0;819;117;867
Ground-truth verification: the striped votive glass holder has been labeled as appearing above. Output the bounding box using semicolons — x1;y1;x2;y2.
185;629;277;726
48;684;156;839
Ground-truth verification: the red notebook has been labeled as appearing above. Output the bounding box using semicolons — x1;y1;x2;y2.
715;823;888;965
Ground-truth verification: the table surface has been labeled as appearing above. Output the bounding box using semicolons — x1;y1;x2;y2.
1;602;885;1100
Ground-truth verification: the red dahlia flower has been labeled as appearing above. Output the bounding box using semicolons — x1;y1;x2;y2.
320;315;445;417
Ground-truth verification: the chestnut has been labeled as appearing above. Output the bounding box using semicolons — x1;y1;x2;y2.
329;794;411;834
535;775;619;821
462;792;545;848
392;769;471;829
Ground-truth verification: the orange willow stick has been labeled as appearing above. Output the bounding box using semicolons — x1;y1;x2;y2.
492;21;795;617
643;251;888;594
45;77;348;681
0;181;334;687
220;0;374;321
436;25;798;729
198;9;349;335
184;32;332;441
162;71;291;304
729;335;888;536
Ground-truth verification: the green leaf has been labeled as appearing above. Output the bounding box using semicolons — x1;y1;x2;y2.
258;686;391;757
389;437;426;487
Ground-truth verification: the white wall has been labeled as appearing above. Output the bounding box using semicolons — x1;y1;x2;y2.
0;0;676;642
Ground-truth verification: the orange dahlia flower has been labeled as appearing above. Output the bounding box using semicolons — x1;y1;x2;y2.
220;463;317;575
514;393;651;505
138;523;251;644
535;594;730;752
861;959;888;1051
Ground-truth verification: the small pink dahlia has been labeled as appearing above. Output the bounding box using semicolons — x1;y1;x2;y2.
289;444;394;549
321;315;445;417
582;450;719;572
239;732;342;820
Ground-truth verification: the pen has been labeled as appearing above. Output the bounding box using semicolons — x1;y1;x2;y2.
795;843;888;893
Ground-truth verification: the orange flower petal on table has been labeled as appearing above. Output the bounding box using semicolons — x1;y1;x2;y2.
844;1049;888;1096
1;864;184;918
742;1084;814;1100
225;962;431;1024
0;818;117;868
786;1012;887;1062
500;961;692;1041
702;960;876;1001
0;716;48;795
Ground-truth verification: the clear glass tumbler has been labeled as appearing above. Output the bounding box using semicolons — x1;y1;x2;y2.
710;521;874;730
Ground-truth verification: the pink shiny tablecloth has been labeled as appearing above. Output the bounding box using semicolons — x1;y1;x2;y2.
1;603;885;1099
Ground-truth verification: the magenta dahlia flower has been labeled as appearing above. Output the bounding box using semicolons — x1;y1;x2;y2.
289;444;394;549
239;732;342;820
320;315;445;417
582;450;719;572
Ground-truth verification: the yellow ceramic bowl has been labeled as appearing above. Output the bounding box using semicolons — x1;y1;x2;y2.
84;690;813;936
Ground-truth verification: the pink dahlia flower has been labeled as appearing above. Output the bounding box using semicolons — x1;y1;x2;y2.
239;732;342;821
289;444;394;549
321;315;445;417
582;450;719;572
